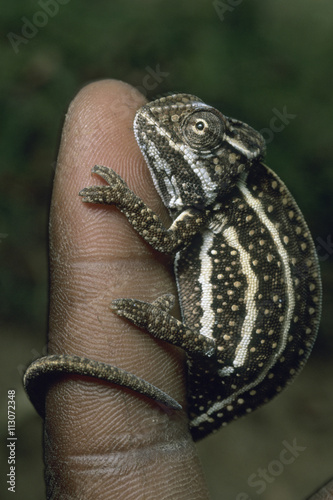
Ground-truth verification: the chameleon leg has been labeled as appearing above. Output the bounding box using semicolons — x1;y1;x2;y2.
23;354;182;418
79;165;210;254
111;294;216;356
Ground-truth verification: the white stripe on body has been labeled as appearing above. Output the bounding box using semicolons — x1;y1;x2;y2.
191;173;295;428
222;225;259;368
198;232;215;339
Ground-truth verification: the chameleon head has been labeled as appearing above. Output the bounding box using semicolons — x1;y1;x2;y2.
133;93;266;214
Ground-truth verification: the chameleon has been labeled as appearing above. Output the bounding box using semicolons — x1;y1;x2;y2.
24;93;321;441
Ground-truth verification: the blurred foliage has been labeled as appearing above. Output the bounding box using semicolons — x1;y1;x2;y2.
0;0;332;499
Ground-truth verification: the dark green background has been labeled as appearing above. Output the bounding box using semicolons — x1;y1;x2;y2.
1;1;332;499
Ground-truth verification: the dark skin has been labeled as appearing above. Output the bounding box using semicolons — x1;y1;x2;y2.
44;80;210;499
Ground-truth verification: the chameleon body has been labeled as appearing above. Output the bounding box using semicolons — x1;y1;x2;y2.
24;94;321;441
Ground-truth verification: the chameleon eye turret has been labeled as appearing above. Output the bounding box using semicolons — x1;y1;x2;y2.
24;93;321;441
182;108;225;150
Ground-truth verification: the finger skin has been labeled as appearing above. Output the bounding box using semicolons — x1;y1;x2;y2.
44;80;210;499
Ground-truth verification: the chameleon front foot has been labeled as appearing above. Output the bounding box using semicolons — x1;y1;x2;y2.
111;294;216;356
23;354;182;418
79;165;128;205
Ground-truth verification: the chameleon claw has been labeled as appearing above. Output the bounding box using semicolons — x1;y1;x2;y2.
91;165;127;187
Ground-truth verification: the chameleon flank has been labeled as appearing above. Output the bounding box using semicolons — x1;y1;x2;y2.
24;94;321;441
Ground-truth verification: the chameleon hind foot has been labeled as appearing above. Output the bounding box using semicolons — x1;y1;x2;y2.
111;293;216;356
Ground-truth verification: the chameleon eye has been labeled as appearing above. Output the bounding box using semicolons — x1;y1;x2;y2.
183;110;225;150
195;120;205;131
